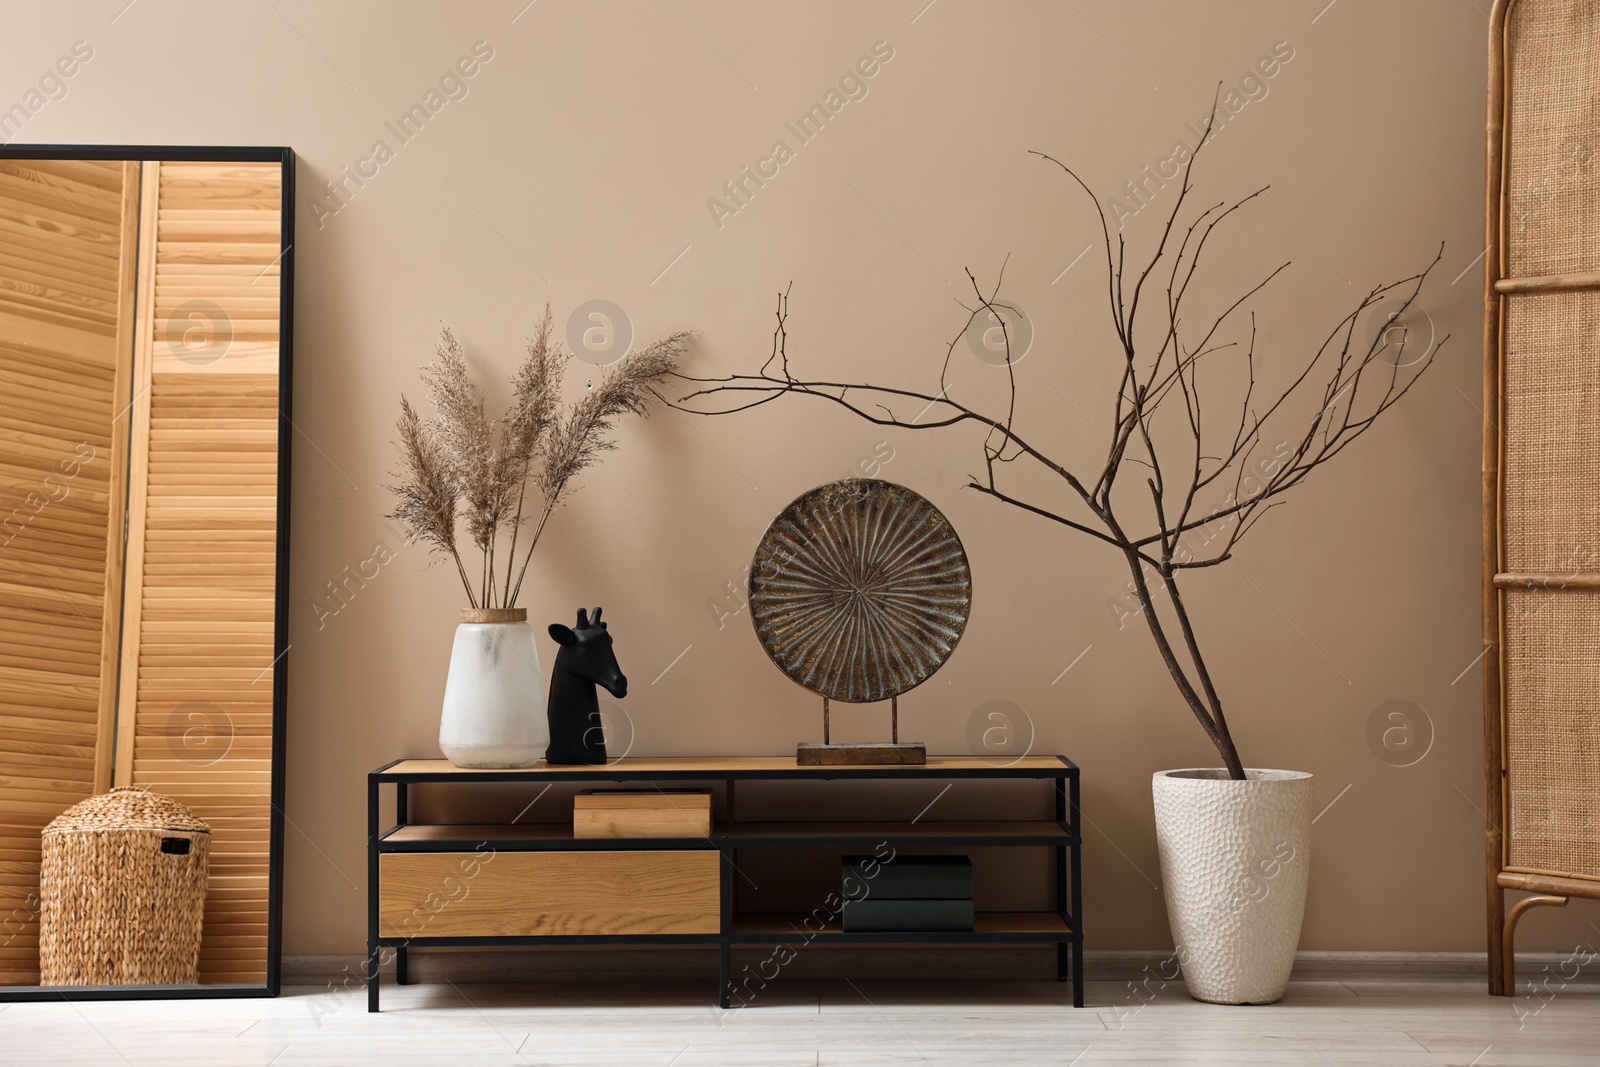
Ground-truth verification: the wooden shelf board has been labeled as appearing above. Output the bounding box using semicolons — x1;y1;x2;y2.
380;823;715;848
380;821;1072;846
379;755;1072;778
720;820;1068;841
384;823;572;843
729;911;1071;938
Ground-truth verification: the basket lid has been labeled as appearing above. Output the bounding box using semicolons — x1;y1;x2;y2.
43;787;211;835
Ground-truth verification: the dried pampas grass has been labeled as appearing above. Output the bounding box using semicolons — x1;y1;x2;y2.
386;304;689;608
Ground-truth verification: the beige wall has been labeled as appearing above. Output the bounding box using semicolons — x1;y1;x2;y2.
6;0;1593;956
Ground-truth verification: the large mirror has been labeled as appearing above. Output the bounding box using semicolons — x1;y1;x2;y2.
0;147;292;997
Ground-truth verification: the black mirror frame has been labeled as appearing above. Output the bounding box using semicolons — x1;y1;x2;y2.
0;145;293;1001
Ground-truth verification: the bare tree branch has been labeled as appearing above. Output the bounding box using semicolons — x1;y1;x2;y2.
675;130;1445;780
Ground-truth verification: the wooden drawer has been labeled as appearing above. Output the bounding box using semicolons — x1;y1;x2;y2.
378;850;720;937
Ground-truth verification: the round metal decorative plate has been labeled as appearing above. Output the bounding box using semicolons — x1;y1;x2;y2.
748;479;971;703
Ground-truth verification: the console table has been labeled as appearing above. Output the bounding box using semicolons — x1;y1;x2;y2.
366;755;1082;1010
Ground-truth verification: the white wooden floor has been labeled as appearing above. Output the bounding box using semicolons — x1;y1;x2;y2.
0;976;1595;1066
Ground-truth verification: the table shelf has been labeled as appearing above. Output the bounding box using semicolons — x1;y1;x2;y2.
718;820;1076;846
729;911;1073;942
378;820;1078;850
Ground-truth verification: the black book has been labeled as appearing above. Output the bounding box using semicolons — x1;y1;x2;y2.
842;854;973;900
841;898;975;933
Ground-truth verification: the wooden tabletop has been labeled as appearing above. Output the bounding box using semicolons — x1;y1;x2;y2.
374;755;1074;778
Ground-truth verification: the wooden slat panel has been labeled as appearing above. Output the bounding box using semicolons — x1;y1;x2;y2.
0;158;126;985
148;161;279;381
120;160;281;985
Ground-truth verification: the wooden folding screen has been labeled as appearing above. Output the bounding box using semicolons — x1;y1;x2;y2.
114;161;282;984
1484;0;1600;994
0;158;282;987
0;159;134;985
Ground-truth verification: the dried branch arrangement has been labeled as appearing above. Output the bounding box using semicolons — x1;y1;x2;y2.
389;304;689;609
676;113;1445;779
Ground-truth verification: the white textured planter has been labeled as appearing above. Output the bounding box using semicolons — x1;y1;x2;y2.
1152;768;1313;1004
438;608;548;768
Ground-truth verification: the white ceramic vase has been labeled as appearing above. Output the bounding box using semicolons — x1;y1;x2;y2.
1151;768;1313;1004
438;608;548;768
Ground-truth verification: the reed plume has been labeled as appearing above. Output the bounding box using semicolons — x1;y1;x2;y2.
508;331;690;604
387;304;687;608
387;396;476;605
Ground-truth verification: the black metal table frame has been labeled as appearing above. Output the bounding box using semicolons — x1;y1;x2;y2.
367;757;1083;1011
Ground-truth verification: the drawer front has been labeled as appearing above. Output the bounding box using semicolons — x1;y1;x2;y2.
378;850;720;937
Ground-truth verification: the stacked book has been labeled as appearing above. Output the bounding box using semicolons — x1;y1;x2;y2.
840;854;974;932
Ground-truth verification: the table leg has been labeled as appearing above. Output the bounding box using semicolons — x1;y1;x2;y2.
719;839;734;1009
1072;939;1085;1008
366;943;381;1013
1070;771;1084;1008
367;772;381;1012
719;942;731;1009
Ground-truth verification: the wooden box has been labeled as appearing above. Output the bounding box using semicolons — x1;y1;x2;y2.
573;789;712;838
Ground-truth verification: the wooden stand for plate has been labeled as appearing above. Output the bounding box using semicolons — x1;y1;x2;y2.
796;695;926;765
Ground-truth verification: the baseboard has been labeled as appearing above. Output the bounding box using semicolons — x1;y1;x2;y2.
283;948;1534;986
1290;951;1490;978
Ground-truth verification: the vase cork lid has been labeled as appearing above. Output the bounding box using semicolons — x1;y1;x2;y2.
460;608;527;624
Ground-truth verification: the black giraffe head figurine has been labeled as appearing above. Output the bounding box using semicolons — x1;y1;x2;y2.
544;606;628;765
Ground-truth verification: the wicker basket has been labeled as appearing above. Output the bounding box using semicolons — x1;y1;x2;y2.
39;788;211;986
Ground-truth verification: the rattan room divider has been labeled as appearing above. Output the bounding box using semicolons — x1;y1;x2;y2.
1483;0;1600;996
